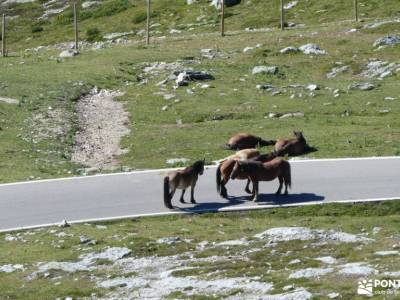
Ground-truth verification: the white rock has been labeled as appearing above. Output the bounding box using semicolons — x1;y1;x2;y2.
280;46;299;54
374;250;399;256
338;263;377;276
59;50;79;58
327;292;341;299
0;264;24;273
252;66;278;75
243;46;255;53
166;158;189;165
299;44;327;55
315;256;337;264
289;267;334;279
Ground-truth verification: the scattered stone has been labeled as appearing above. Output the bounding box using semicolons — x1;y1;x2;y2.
256;84;274;91
163;94;175;100
282;284;295;291
348;83;375;91
166;158;189;165
59;220;70;228
175;70;214;87
372;227;382;235
280;46;299;54
289;267;334;279
96;225;107;230
254;227;373;243
364;19;400;29
82;1;100;9
156;237;182;245
279;112;304;119
360;60;399;79
0;264;24;273
306;84;319;91
243;46;255;53
288;259;301;265
374;250;399;256
252;66;279;75
284;1;298;9
299;44;327;55
326;66;349;78
59;50;79;58
0;97;19;105
373;36;400;47
169;29;182;35
338;262;377;276
315;256;337;264
327;292;341;299
103;31;134;40
385;97;396;101
215;239;248;247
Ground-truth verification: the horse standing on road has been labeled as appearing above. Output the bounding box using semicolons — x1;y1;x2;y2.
163;160;205;209
230;158;291;202
216;151;279;199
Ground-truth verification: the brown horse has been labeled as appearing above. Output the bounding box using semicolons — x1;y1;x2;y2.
275;131;307;156
224;133;275;150
231;158;291;202
163;159;205;209
216;151;279;199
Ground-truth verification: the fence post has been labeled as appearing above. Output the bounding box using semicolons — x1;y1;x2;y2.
354;0;358;22
221;0;225;37
146;0;150;45
1;14;5;57
73;2;78;50
280;0;285;30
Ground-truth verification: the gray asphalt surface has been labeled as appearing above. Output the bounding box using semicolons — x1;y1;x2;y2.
0;157;399;231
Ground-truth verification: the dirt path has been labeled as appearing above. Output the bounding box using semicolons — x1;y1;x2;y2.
71;88;130;170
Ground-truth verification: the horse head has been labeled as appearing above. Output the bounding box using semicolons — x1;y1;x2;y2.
193;159;205;175
293;131;305;141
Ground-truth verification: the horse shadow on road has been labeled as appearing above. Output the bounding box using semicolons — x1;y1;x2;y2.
175;193;325;213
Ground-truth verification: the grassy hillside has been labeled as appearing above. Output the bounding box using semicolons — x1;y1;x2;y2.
1;0;399;50
0;0;399;182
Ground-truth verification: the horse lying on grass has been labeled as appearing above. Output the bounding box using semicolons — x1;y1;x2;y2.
163;159;205;209
224;133;275;150
230;158;291;202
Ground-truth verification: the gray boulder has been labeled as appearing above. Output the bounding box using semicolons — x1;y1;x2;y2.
299;44;327;55
59;50;79;58
373;36;400;47
348;83;375;91
252;66;279;75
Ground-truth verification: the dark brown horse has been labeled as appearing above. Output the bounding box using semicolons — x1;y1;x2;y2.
231;158;291;202
224;133;275;150
275;131;307;156
216;151;279;199
163;159;205;209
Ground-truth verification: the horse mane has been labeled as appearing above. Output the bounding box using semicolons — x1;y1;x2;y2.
192;160;204;173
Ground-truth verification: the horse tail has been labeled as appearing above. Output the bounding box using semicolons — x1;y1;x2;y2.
216;164;222;194
163;176;172;209
284;161;292;189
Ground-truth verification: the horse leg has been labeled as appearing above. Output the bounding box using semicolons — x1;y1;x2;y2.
221;178;228;199
244;179;252;194
179;189;186;203
284;180;289;195
252;181;259;202
190;184;197;204
276;176;283;195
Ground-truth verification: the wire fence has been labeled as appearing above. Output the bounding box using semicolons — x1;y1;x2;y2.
0;0;364;58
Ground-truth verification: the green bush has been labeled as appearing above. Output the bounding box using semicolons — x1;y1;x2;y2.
91;0;131;18
86;27;102;42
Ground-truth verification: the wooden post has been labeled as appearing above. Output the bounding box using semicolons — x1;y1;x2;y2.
221;0;225;37
280;0;285;30
1;14;5;57
73;2;78;50
354;0;359;22
146;0;150;45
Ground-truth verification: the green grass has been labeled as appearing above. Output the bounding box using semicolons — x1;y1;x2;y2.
0;201;399;299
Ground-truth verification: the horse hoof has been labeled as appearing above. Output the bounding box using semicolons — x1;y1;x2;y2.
180;200;185;204
191;200;196;204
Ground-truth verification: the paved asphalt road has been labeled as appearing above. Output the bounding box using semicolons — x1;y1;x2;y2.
0;157;399;232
